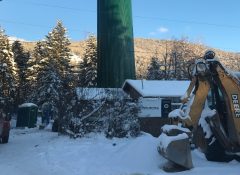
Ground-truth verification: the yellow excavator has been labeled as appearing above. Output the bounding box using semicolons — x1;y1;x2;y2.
158;50;240;171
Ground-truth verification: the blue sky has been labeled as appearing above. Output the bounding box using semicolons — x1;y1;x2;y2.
0;0;240;52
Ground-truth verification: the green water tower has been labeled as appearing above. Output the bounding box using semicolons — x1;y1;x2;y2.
97;0;136;88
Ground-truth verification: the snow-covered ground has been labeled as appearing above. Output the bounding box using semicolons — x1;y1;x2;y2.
0;129;239;175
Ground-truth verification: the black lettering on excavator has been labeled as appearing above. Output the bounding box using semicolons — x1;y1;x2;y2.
232;94;240;118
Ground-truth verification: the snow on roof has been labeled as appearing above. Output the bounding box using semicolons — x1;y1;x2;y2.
19;103;38;108
123;79;190;97
76;88;127;100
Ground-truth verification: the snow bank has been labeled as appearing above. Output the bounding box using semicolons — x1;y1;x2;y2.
0;129;239;175
106;133;165;174
0;130;165;175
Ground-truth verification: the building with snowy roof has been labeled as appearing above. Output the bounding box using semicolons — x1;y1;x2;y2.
122;80;190;137
122;80;190;114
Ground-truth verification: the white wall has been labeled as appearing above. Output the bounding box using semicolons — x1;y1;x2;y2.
138;98;162;118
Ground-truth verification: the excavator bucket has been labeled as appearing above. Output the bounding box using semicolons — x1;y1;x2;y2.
158;134;193;171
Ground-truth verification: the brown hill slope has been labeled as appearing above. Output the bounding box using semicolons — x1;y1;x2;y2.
22;38;240;78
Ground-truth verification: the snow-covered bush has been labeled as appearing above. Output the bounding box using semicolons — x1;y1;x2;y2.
63;88;140;139
62;89;107;137
105;99;140;138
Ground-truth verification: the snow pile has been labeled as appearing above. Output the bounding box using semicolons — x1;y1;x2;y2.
161;124;190;133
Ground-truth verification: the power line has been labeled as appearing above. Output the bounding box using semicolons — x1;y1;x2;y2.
8;1;240;30
2;1;240;51
0;18;238;51
0;18;49;28
26;2;96;13
9;1;96;13
0;18;91;33
134;15;240;29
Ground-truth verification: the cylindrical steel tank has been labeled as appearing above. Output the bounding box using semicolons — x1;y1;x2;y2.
97;0;136;88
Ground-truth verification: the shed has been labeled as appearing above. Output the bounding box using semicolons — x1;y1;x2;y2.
122;79;190;113
16;103;38;128
122;79;190;137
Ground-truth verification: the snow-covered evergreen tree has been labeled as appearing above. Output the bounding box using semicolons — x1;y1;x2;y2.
146;57;163;80
45;21;72;78
32;21;74;127
12;40;30;104
79;35;97;87
26;41;47;102
0;28;16;113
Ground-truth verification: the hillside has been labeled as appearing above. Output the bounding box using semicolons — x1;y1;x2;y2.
22;38;240;78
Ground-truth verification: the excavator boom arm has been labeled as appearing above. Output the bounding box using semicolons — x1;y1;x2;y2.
158;51;240;171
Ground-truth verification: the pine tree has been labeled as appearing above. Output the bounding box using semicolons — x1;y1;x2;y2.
25;41;47;102
12;40;30;104
45;21;72;77
33;21;73;129
0;28;16;113
146;57;163;80
79;35;97;87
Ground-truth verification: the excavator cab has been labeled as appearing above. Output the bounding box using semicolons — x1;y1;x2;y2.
158;51;240;171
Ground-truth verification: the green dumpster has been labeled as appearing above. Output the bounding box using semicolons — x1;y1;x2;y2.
16;103;38;128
